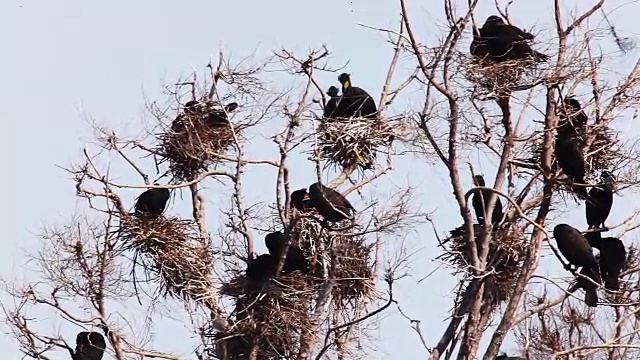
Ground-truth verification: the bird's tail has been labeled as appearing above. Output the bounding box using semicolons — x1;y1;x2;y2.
531;50;549;62
584;288;599;307
572;183;590;201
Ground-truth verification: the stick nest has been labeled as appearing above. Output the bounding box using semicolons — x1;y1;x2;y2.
291;217;375;306
215;274;314;359
465;58;545;97
317;117;398;172
118;215;216;307
438;224;527;307
157;100;238;181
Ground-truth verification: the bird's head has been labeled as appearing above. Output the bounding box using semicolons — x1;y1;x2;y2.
225;102;239;112
485;15;505;26
473;175;486;187
338;73;351;88
564;97;581;111
184;100;199;114
327;86;339;97
264;231;285;253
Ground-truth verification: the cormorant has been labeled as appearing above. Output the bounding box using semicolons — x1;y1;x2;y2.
171;101;201;133
245;254;278;282
323;86;341;119
290;188;315;212
553;224;598;271
585;231;626;290
471;175;504;227
73;331;106;360
336;73;377;119
585;171;615;230
134;186;171;219
559;97;588;132
308;182;356;222
204;102;239;127
554;118;588;199
264;231;309;273
470;15;548;62
576;264;600;307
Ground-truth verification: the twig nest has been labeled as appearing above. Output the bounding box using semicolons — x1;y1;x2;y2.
118;216;215;306
292;217;374;306
439;224;527;307
157;100;238;181
317;117;396;172
465;58;545;97
216;274;314;359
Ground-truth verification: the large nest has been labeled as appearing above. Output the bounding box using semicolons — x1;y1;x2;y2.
438;224;527;307
118;215;216;307
157;100;238;181
317;117;398;173
215;274;314;359
465;58;546;97
291;217;375;307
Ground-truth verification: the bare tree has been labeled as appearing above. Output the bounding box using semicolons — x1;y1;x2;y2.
5;1;640;360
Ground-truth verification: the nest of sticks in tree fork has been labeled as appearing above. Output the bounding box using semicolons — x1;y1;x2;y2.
118;215;216;307
292;216;375;307
438;224;527;308
216;272;314;359
465;58;545;97
157;99;238;181
317;116;399;172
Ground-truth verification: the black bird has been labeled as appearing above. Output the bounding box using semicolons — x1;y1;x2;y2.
559;97;588;132
204;102;239;127
73;331;106;360
585;231;626;290
471;175;504;227
290;188;315;212
264;231;309;273
171;101;201;133
245;254;278;282
554;119;588;199
576;264;600;307
336;73;377;119
308;182;356;222
470;15;548;63
585;171;615;230
323;86;341;119
553;224;598;271
134;186;171;219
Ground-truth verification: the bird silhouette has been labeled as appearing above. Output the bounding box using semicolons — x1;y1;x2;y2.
336;73;377;119
134;186;171;219
553;224;598;272
323;86;342;119
554;117;588;199
72;331;106;360
264;231;309;273
470;15;548;62
307;182;356;222
585;171;615;230
471;175;504;228
585;231;626;291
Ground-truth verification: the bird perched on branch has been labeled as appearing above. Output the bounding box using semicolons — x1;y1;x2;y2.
323;86;342;120
553;224;599;273
471;175;504;228
470;15;548;63
584;231;626;291
585;170;615;230
72;331;106;360
554;115;588;199
265;231;309;274
134;186;171;219
559;97;588;132
336;73;377;119
205;102;239;127
308;182;356;222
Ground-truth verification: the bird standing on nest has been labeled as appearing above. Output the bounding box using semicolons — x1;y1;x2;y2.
72;331;106;360
471;175;504;229
554;114;588;199
245;253;278;282
205;102;239;127
336;73;377;119
470;15;548;63
323;86;342;120
265;231;309;274
134;186;171;219
307;182;356;223
585;170;615;230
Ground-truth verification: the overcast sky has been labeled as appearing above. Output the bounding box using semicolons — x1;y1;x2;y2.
3;0;640;359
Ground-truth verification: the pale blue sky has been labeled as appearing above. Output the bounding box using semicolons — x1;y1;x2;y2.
3;0;640;359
